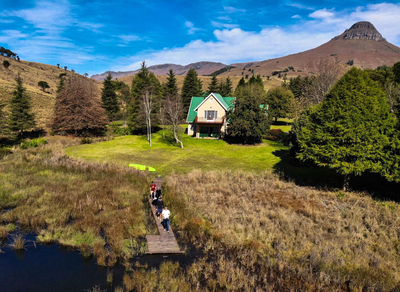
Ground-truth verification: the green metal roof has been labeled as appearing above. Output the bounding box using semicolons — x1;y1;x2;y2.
186;96;205;122
186;93;236;123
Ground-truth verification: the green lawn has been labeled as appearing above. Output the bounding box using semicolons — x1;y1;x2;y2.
270;125;291;132
66;132;287;175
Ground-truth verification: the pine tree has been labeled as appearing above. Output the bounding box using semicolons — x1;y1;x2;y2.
51;75;108;135
207;75;219;94
181;68;202;112
101;73;120;120
219;77;234;97
57;73;67;93
236;77;246;91
163;69;178;97
130;62;161;130
393;61;400;84
296;67;396;190
226;84;269;144
0;101;7;135
8;74;36;134
225;77;233;95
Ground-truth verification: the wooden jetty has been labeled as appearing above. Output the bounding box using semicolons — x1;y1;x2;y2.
145;177;184;255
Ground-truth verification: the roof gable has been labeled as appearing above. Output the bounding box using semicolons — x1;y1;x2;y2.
194;93;227;111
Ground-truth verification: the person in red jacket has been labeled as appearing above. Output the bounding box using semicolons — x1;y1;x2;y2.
150;182;156;198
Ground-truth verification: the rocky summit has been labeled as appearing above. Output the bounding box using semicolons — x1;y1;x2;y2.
340;21;384;41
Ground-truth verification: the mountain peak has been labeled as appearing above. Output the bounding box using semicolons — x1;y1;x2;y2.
339;21;384;41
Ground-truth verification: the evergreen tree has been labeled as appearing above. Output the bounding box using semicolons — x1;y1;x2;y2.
266;86;294;122
38;81;50;92
207;75;219;94
2;60;10;69
130;62;161;130
163;69;178;97
181;68;202;112
101;73;120;120
296;67;396;190
393;61;400;84
0;101;8;135
226;84;269;144
218;77;234;97
225;77;233;95
236;77;246;91
57;73;67;93
8;74;36;134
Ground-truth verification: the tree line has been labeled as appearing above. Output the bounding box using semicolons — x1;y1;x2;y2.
0;47;20;61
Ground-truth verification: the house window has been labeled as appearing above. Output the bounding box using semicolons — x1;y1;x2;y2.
205;110;217;120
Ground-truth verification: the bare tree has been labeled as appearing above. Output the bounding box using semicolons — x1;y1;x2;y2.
140;89;153;147
164;94;184;148
306;58;347;104
385;81;400;114
158;104;167;139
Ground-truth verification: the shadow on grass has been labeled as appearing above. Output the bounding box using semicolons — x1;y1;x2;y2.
271;120;292;126
272;149;400;202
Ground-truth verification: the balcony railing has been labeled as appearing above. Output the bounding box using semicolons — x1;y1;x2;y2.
196;117;224;123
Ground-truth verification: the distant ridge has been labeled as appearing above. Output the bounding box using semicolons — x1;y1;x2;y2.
91;61;227;81
92;21;400;81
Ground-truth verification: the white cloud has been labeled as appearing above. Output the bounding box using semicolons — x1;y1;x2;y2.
223;6;246;14
0;30;28;43
286;2;314;10
116;2;400;72
291;14;302;19
118;34;141;43
309;8;335;20
185;21;202;35
2;1;72;35
211;21;239;29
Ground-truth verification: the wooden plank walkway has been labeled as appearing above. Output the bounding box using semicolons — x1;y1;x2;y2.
145;177;184;255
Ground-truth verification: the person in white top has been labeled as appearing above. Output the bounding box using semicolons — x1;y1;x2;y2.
162;207;171;232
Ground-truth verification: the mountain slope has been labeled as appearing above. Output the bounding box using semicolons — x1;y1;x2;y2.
219;21;400;78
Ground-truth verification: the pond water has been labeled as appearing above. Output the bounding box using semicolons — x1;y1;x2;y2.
0;233;191;292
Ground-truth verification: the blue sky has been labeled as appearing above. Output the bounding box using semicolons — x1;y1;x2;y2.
1;0;400;76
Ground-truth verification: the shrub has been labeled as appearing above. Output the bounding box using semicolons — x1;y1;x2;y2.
0;147;12;159
8;234;26;250
264;129;289;143
80;138;92;144
0;226;8;238
20;138;47;149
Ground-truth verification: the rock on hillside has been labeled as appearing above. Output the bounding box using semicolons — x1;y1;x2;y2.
91;61;227;81
339;21;384;41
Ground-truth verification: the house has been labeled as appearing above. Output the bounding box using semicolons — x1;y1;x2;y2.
186;93;235;138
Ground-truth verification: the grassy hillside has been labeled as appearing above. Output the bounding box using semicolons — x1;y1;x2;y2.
0;56;100;130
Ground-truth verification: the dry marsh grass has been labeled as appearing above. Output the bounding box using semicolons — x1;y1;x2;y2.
158;170;400;291
8;233;26;250
0;137;150;264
